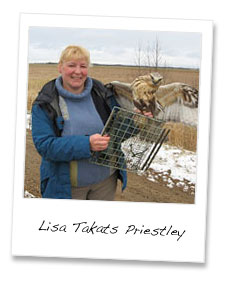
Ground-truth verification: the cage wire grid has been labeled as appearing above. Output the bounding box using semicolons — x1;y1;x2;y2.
90;107;170;173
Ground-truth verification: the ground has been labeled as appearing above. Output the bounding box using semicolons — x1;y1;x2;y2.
24;130;194;204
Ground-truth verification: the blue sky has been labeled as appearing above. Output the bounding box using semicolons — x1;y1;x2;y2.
28;27;201;68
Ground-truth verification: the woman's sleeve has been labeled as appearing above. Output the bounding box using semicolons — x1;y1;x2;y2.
32;104;91;162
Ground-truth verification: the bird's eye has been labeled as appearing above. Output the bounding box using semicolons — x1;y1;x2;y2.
150;75;156;85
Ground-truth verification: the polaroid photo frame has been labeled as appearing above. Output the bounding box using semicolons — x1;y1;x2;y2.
12;13;213;263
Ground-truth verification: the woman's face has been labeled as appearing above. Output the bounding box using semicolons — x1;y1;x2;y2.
58;59;89;94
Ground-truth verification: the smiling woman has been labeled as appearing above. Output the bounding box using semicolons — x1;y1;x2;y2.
58;46;90;94
31;45;127;200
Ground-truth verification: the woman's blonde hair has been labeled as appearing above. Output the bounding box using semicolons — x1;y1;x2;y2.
58;45;90;65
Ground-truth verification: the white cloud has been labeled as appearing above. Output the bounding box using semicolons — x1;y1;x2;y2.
28;27;201;68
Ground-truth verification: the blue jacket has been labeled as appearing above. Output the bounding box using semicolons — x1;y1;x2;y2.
32;78;127;199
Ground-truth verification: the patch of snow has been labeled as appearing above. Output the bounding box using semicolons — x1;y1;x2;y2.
142;144;197;194
150;144;197;185
24;190;35;198
27;113;32;130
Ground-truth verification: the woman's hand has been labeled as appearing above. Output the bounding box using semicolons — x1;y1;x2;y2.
89;134;110;151
134;108;153;118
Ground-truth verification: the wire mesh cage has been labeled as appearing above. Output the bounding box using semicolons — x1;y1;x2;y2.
90;107;170;173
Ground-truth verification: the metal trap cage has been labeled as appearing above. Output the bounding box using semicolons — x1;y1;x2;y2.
90;107;170;172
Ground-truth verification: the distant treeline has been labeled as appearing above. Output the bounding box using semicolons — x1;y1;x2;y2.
29;62;199;71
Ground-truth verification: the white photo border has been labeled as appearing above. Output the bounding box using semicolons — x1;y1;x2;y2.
12;13;213;263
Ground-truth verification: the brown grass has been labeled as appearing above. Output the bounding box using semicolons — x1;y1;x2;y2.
27;63;199;151
164;122;197;151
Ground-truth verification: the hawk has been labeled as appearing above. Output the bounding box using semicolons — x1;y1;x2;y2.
106;72;199;127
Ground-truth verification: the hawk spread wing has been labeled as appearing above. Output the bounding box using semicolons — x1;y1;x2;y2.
106;72;199;127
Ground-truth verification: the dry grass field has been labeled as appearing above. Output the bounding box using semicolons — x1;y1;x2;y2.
27;63;199;151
